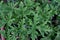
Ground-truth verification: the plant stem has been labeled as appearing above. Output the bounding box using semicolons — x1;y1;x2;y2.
1;27;5;40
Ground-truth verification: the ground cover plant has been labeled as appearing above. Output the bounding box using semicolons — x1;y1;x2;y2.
0;0;60;40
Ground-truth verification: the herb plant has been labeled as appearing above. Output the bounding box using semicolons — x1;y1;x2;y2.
0;0;60;40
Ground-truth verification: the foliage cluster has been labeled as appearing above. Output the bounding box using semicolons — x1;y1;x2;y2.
0;0;60;40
